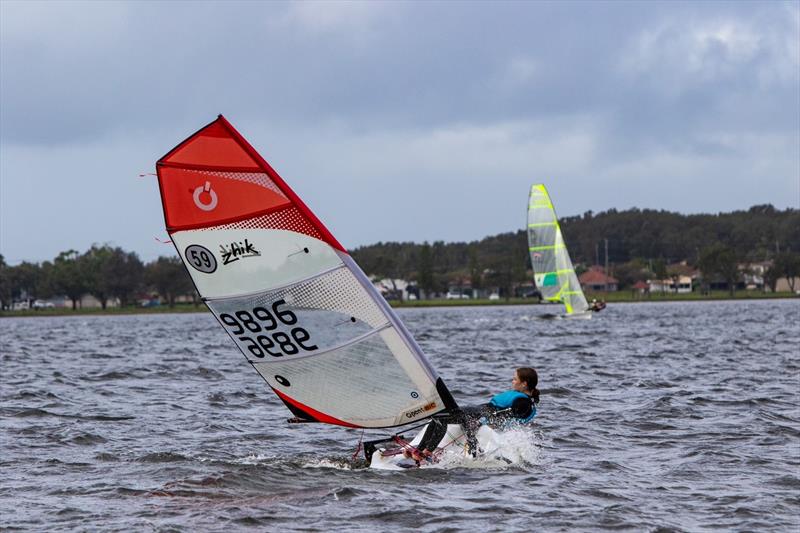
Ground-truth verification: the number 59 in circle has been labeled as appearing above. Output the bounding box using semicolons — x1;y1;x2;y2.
185;245;217;273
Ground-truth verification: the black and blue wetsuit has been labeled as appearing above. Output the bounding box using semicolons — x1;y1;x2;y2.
486;390;537;424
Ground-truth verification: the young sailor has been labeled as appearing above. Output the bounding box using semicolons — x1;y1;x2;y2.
589;298;606;312
411;367;540;460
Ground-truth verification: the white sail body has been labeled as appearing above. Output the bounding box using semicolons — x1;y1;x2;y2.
527;184;589;316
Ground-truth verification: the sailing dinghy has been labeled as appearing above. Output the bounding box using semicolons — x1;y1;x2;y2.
154;115;502;468
527;184;591;318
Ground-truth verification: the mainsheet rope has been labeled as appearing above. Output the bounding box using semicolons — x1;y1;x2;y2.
351;429;365;462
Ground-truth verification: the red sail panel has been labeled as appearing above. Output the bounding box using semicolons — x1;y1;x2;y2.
157;115;346;252
161;121;261;170
158;165;290;230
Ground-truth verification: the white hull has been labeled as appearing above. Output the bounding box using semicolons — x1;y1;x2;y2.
369;423;521;470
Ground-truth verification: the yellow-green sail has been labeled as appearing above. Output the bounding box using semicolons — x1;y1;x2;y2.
527;184;589;315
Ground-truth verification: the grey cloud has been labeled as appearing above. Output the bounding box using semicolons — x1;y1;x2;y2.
3;1;794;145
1;0;797;264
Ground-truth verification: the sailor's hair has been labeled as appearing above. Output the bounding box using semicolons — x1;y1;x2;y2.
516;367;540;404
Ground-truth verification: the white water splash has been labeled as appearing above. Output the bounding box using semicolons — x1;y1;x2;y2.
300;458;356;470
386;426;543;471
232;453;281;465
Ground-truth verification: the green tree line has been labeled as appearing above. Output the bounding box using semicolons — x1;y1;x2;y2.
351;205;800;296
2;205;798;309
558;204;799;265
0;245;195;310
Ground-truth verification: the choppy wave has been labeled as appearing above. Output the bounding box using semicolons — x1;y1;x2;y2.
1;300;799;531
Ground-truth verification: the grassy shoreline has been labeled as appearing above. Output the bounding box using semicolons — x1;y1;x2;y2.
391;291;797;308
1;291;796;317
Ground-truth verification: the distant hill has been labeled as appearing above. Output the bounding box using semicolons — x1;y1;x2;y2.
350;205;800;289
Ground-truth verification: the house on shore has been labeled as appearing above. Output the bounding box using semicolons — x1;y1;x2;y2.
739;261;770;290
645;262;698;294
647;275;693;294
372;277;413;301
579;266;618;292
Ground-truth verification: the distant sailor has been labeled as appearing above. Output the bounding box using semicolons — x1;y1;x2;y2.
410;367;540;461
589;298;606;312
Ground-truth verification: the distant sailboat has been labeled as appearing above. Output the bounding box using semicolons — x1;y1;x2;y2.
527;184;591;318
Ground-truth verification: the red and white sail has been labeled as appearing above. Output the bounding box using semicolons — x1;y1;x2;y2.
156;115;457;428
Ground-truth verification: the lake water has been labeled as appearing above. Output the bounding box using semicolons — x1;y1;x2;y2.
1;299;799;531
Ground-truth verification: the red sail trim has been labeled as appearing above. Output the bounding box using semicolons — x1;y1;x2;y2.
166;201;293;233
158;161;265;174
272;387;360;428
215;115;347;254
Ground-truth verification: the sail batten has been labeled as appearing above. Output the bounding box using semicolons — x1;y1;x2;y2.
158;161;267;173
155;115;456;428
527;184;589;317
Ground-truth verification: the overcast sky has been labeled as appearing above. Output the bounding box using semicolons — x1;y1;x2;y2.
1;1;798;265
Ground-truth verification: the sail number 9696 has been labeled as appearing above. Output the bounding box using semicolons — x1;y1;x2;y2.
219;299;318;358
